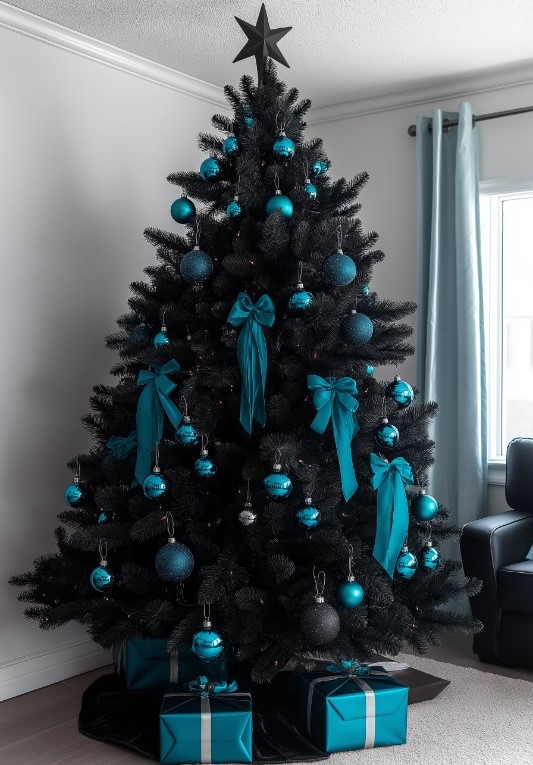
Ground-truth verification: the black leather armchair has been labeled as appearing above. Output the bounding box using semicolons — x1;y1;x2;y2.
461;438;533;667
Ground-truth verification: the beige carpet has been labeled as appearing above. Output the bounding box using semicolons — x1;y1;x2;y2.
332;653;533;765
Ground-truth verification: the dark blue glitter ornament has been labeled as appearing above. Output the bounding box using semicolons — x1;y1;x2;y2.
386;375;414;409
199;157;221;181
396;545;418;579
273;133;295;159
375;418;400;448
222;135;239;157
171;195;196;223
343;311;373;345
418;542;440;572
156;516;194;583
324;250;356;287
411;491;438;521
180;246;214;285
266;190;293;218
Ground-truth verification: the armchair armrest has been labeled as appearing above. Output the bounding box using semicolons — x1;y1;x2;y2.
461;510;533;661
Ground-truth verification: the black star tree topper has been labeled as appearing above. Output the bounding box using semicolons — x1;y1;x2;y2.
233;3;292;87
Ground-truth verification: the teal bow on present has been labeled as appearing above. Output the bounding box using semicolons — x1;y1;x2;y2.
227;292;275;434
185;676;239;696
307;375;359;501
135;359;182;486
325;660;389;680
370;453;414;578
107;431;137;459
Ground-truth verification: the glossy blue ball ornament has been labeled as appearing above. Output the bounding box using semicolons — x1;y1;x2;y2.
142;470;167;500
153;330;170;349
418;543;440;572
180;247;214;285
396;546;418;579
344;312;374;345
295;501;321;529
288;289;313;311
273;134;295;159
199;157;221;181
336;578;365;608
155;539;194;583
176;419;199;447
312;160;328;176
64;480;88;508
90;564;114;592
361;284;370;297
264;468;292;499
386;376;414;409
194;456;217;478
411;491;438;521
98;510;112;524
375;419;400;448
171;196;196;223
324;251;357;287
244;114;254;129
222;135;239;157
266;192;293;218
366;365;375;375
226;198;242;218
304;180;318;200
192;627;224;661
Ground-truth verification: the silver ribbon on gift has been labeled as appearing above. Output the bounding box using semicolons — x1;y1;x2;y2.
306;661;391;750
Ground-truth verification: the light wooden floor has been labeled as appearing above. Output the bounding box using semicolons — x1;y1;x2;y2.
1;634;532;764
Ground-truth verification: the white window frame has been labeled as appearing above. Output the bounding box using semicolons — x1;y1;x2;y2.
480;176;533;485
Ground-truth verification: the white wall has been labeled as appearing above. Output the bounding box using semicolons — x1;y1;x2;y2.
0;25;220;700
315;79;533;516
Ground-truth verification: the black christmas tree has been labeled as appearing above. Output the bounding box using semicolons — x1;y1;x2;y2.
11;6;481;686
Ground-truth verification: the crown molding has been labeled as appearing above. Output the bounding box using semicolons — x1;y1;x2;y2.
0;2;227;108
308;62;533;125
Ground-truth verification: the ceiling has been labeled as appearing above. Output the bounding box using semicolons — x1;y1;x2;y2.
5;0;533;108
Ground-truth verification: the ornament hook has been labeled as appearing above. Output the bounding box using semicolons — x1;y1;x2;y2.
165;511;175;540
154;441;160;469
313;567;326;598
297;260;304;284
181;396;188;417
348;544;354;578
98;539;108;563
336;224;343;250
246;478;251;504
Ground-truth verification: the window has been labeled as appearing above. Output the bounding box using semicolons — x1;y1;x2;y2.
480;180;533;466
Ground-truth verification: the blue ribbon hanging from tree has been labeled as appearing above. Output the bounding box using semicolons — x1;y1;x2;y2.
134;359;182;486
307;375;359;501
107;431;137;459
227;292;276;434
369;453;414;577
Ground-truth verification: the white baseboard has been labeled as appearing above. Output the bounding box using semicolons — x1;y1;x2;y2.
0;638;111;701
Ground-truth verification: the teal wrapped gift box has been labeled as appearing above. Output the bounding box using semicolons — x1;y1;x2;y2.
160;689;253;764
113;639;227;690
299;669;408;753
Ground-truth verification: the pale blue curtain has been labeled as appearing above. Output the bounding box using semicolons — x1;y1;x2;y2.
416;102;487;533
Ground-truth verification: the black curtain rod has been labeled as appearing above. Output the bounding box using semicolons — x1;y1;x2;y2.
407;105;533;137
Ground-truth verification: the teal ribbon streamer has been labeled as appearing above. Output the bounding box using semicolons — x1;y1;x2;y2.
185;676;239;696
135;359;182;486
107;431;137;459
227;292;276;434
307;375;359;501
370;453;414;578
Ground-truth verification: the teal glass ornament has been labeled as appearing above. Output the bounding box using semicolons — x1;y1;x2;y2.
336;578;365;608
312;159;328;176
142;467;167;499
324;250;356;287
171;195;196;223
360;284;370;297
243;114;254;129
366;365;375;375
386;374;414;409
222;135;239;157
273;133;295;159
395;545;418;579
418;542;440;572
192;618;224;661
176;416;199;447
194;442;217;478
304;178;318;200
199;156;221;181
90;563;114;592
266;190;293;218
295;498;321;529
344;311;373;345
155;539;194;582
264;461;292;499
411;490;438;521
153;320;170;349
288;288;313;311
375;418;400;448
226;195;242;218
180;246;213;285
64;477;88;508
97;510;113;524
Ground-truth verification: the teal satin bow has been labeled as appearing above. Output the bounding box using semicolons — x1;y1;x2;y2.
227;292;275;434
307;375;359;501
326;660;388;680
107;431;137;459
185;676;239;696
134;359;182;486
370;453;414;577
